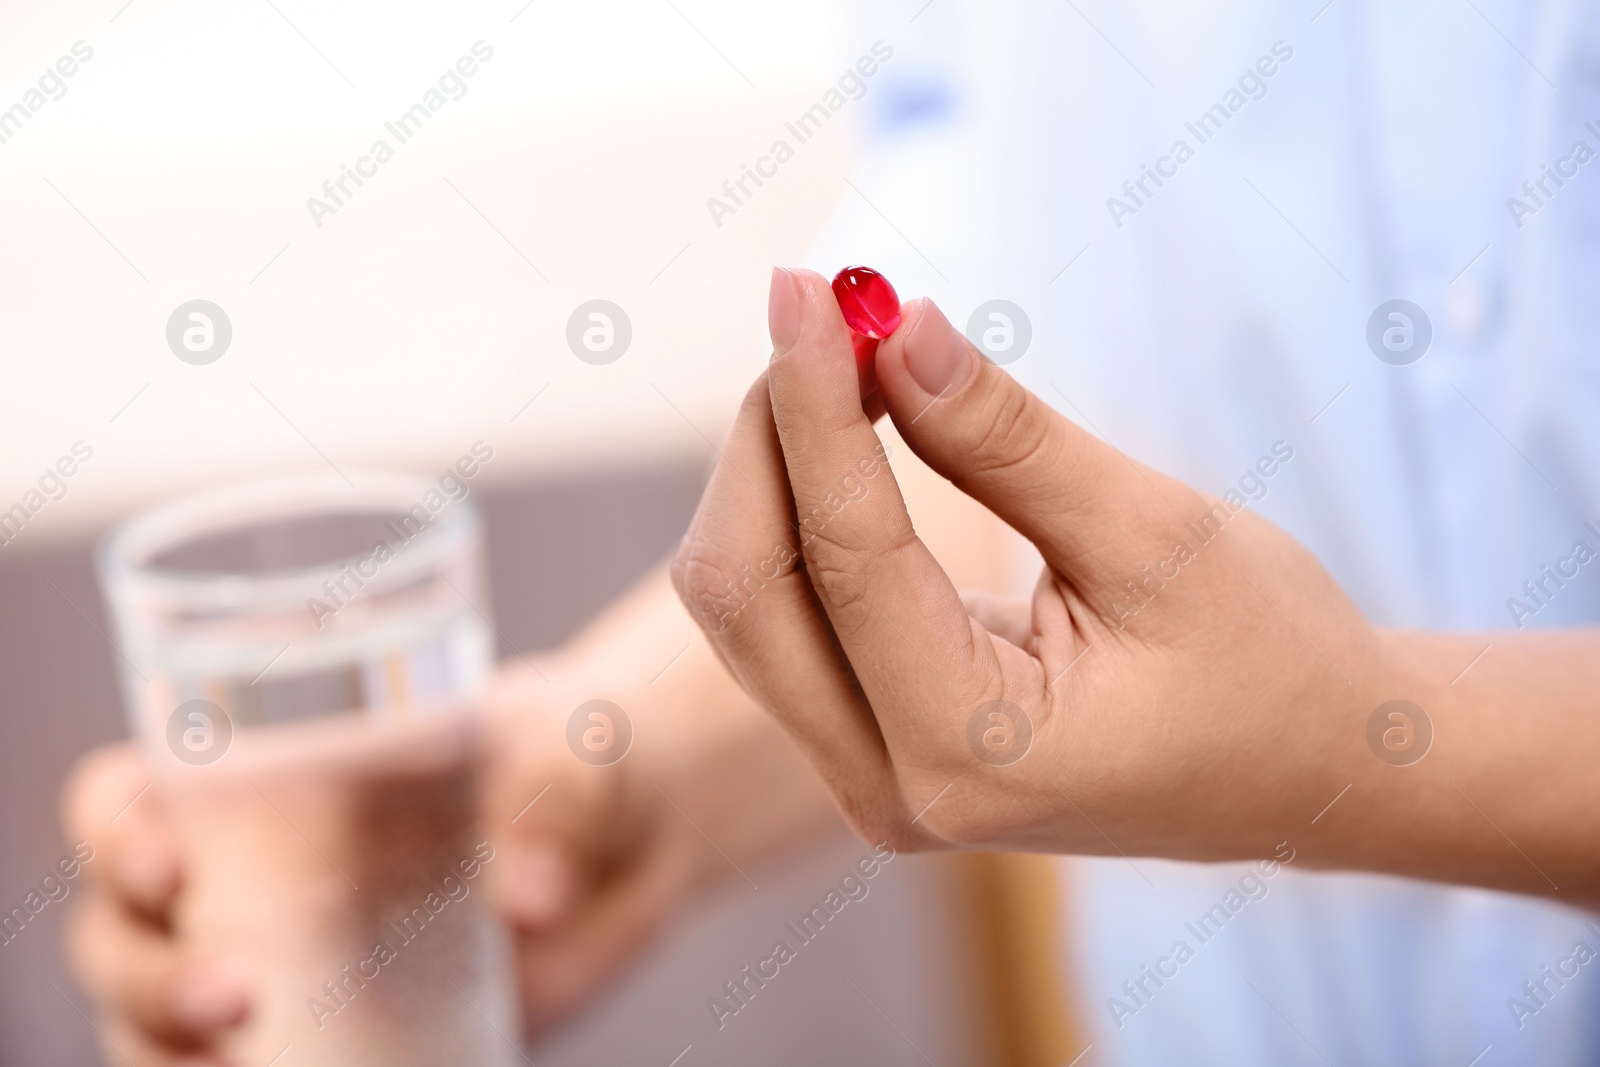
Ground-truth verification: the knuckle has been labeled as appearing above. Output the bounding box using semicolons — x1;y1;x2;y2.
800;516;919;615
802;550;870;615
672;528;797;654
671;536;742;632
961;383;1058;486
668;532;704;611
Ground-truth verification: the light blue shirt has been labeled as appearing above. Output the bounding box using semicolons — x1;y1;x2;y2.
827;0;1600;1062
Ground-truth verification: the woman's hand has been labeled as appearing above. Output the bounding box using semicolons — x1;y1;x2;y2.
673;267;1389;864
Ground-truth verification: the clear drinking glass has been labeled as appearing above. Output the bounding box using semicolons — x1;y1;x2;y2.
98;471;517;1067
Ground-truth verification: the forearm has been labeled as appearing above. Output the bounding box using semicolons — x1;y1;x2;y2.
1304;628;1600;905
561;562;844;872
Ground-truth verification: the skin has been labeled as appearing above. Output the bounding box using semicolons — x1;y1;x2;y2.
672;266;1600;904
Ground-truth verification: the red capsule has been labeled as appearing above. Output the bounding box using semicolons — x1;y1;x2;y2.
831;265;902;392
831;265;902;339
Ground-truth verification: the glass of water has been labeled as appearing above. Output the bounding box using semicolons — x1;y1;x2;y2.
97;471;518;1067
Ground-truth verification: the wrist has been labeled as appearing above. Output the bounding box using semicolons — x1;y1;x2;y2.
1223;619;1407;873
636;649;841;888
1282;626;1458;879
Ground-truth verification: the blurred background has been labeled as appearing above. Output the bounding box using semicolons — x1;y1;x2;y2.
6;0;1600;1063
0;2;1018;1063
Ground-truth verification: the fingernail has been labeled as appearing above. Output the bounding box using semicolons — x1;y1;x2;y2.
500;841;577;929
768;267;802;356
173;959;251;1030
903;302;973;396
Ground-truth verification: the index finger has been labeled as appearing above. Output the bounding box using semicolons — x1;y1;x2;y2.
765;269;1043;750
673;374;899;814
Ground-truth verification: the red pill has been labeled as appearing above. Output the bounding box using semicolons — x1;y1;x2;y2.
831;266;902;393
831;266;902;339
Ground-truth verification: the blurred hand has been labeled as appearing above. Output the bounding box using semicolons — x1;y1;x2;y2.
482;569;839;1031
63;744;247;1067
63;589;833;1063
672;267;1387;862
480;660;731;1034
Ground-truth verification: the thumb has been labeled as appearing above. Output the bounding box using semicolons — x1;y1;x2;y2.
874;298;1188;587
